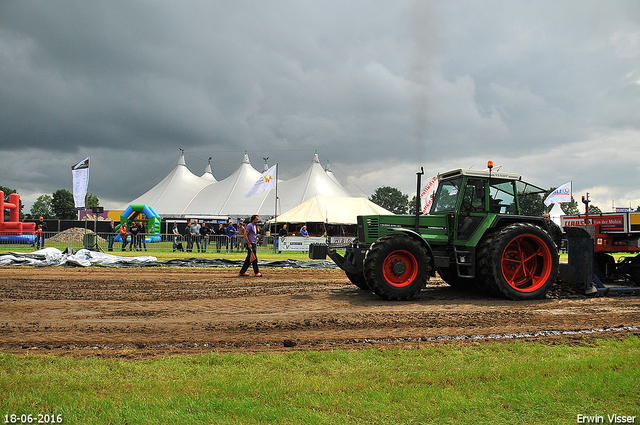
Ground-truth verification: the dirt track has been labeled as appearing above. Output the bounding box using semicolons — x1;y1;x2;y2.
1;266;639;357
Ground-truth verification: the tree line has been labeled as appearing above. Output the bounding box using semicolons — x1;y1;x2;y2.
1;186;100;220
369;185;639;216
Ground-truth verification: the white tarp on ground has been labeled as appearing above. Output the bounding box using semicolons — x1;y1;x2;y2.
272;195;393;224
0;248;336;268
0;248;157;267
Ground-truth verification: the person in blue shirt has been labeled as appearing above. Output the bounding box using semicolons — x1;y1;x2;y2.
172;222;180;252
300;225;309;237
225;222;236;251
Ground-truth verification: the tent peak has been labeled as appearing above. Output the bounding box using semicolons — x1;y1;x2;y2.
313;150;320;163
178;149;186;166
242;151;250;164
203;157;214;175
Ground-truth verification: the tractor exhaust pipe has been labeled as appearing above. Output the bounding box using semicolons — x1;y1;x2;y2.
415;167;424;233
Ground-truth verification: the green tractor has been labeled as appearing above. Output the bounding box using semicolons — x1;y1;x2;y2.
328;163;559;300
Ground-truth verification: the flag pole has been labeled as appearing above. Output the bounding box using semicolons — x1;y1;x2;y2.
274;163;279;253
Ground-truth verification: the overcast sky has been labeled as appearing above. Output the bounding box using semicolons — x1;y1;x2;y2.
1;0;639;212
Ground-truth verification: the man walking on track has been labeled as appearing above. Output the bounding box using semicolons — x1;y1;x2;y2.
238;215;261;277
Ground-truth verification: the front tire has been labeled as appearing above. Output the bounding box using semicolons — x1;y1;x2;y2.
477;223;558;300
364;235;430;300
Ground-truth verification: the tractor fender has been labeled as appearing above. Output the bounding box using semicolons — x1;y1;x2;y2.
389;228;436;275
489;215;547;231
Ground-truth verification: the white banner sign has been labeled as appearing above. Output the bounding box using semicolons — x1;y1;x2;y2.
278;236;326;251
329;236;356;246
71;157;90;208
420;175;438;213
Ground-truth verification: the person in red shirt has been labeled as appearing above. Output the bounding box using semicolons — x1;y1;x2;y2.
119;222;128;251
34;224;43;249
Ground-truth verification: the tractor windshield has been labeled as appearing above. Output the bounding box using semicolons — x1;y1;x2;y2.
516;180;546;196
431;177;462;213
516;180;547;216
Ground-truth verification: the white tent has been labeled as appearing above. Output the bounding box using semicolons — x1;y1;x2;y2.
324;160;342;186
122;151;359;219
274;152;352;215
122;151;214;214
182;152;268;217
272;195;393;225
549;202;564;226
200;157;217;182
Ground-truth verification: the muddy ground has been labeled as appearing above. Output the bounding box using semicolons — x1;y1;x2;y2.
0;266;638;357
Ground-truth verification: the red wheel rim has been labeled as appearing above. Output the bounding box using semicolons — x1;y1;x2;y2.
501;234;553;292
382;250;418;287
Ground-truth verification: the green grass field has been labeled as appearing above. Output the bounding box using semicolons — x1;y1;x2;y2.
1;337;639;424
1;243;637;423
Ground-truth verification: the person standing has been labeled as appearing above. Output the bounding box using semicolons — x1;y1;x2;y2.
199;222;210;253
37;216;48;247
172;221;180;252
119;222;128;251
543;213;563;251
277;223;288;253
237;220;245;252
215;223;226;252
107;221;116;251
129;221;139;251
191;219;201;253
34;224;43;249
238;215;261;277
225;221;236;251
139;221;147;251
300;225;309;237
185;219;193;252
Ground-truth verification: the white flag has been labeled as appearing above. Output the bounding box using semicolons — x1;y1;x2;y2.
71;157;90;208
420;175;438;213
544;181;571;206
245;164;277;198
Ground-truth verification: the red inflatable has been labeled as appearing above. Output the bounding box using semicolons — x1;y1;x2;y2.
0;191;35;234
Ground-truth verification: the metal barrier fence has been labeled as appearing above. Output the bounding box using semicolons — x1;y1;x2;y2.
0;231;277;253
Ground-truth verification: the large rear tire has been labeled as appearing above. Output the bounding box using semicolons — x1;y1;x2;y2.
477;223;558;300
364;235;430;300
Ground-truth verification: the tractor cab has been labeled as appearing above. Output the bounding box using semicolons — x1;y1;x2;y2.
431;168;546;215
429;167;547;244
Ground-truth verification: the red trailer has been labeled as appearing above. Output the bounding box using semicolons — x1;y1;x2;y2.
559;195;640;293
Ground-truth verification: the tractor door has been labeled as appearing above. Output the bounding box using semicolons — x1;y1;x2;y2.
456;178;487;241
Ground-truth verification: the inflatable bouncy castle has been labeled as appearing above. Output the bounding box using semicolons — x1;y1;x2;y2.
0;190;35;244
115;204;161;243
